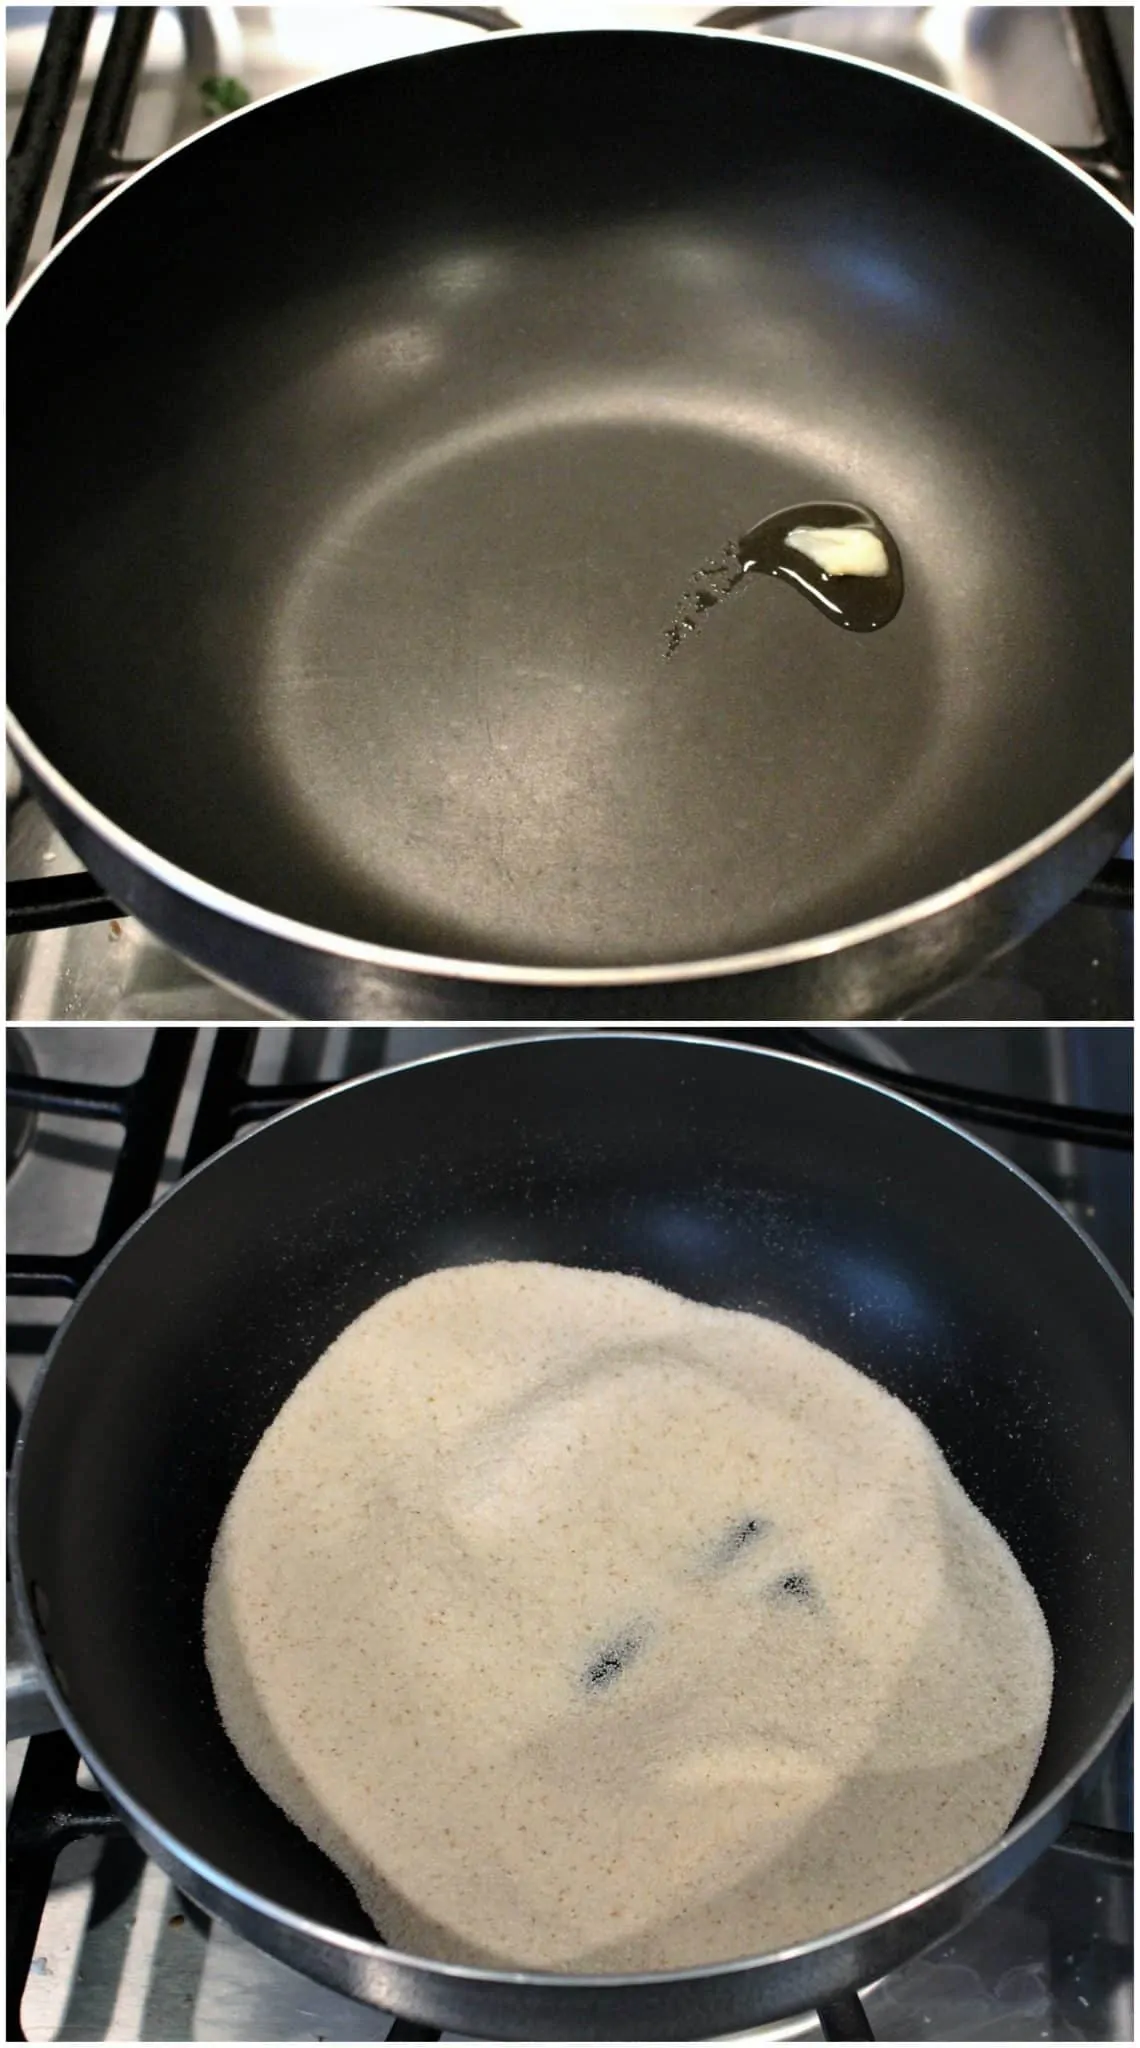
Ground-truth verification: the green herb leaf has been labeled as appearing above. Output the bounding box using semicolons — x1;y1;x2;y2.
199;74;252;120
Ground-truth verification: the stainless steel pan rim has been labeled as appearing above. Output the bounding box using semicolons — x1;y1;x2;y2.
10;1033;1134;2009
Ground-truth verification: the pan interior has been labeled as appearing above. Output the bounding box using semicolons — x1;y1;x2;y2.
7;30;1130;967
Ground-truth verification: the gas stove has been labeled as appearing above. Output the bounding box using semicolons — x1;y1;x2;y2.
6;1025;1133;2040
4;5;1134;1021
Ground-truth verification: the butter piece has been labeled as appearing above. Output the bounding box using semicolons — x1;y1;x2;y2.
784;526;889;578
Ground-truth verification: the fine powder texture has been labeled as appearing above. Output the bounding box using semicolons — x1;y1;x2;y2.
204;1261;1053;1973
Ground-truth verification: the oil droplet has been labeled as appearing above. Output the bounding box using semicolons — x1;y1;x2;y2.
665;501;903;655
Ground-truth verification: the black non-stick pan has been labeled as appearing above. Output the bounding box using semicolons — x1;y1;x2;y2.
11;1037;1132;2037
6;30;1132;1019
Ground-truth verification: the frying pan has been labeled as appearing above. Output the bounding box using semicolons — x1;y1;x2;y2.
11;1036;1132;2038
6;29;1132;1021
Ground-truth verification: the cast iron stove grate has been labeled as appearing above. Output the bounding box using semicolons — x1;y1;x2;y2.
4;7;1134;1021
6;1029;1134;2041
